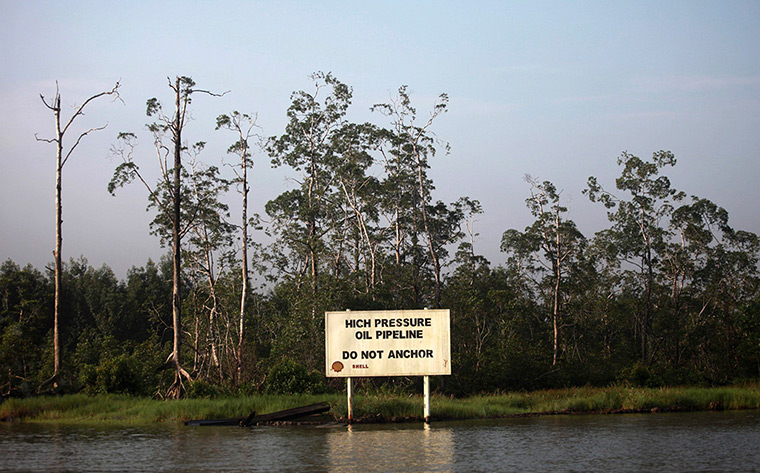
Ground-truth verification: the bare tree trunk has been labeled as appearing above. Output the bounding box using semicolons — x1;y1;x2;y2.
53;107;63;386
201;235;222;379
553;262;561;366
208;295;221;377
238;158;248;381
415;153;442;308
394;208;402;265
552;211;561;366
169;152;185;393
109;77;225;397
340;179;377;293
640;207;653;364
37;81;120;390
168;77;191;397
216;111;257;383
643;245;653;363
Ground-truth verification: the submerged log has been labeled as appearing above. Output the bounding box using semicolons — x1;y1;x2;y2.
184;418;244;427
241;402;331;427
185;402;332;427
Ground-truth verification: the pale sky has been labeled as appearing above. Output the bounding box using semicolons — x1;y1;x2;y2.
2;1;759;278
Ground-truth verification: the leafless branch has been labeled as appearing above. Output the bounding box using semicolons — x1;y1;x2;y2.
63;123;109;166
34;133;56;144
60;81;122;138
192;88;230;98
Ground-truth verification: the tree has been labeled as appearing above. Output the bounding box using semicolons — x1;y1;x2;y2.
109;76;225;398
329;122;384;295
501;177;585;365
183;160;233;380
666;197;759;378
266;72;351;304
216;111;259;379
36;80;121;389
443;199;492;380
372;86;450;307
585;151;685;363
0;260;52;396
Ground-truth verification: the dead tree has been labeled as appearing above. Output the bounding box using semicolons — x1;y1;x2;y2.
109;76;225;398
37;80;121;389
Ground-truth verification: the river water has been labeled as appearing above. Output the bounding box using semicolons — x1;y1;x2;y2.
1;410;759;472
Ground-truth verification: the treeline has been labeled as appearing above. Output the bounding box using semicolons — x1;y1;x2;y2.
1;73;759;398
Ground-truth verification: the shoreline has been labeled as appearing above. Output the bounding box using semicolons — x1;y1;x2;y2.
344;403;748;425
2;385;759;425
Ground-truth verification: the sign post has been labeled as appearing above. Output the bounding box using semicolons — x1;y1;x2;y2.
325;309;451;423
423;375;431;423
347;377;353;424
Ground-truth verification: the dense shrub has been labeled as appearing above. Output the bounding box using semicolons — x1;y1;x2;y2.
95;354;142;395
264;358;325;395
186;379;232;398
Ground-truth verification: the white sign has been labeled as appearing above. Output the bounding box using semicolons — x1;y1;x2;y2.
325;309;451;377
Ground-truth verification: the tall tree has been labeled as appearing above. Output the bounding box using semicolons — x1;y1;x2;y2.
216;111;258;378
183;159;233;380
585;150;685;362
501;178;585;365
372;86;450;307
109;76;225;398
329;122;384;294
667;197;759;377
266;72;351;304
36;80;121;388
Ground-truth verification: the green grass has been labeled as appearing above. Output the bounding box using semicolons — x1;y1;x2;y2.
0;393;343;425
445;385;760;419
3;385;759;425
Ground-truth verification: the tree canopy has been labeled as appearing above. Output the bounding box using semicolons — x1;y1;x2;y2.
3;75;758;399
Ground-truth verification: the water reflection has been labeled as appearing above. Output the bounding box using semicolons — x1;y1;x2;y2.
327;423;454;472
1;410;759;472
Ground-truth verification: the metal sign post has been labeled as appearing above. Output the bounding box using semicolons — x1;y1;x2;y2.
423;375;431;424
347;377;353;424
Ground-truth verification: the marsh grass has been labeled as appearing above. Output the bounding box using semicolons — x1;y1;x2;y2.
2;385;759;424
397;385;760;421
459;386;760;417
0;394;343;425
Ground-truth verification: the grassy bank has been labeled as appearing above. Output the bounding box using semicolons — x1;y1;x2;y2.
340;385;760;422
2;385;759;425
0;394;341;425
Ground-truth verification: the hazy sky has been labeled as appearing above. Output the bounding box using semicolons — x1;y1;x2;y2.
2;1;759;278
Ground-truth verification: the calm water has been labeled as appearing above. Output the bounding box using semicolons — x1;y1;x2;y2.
1;410;759;472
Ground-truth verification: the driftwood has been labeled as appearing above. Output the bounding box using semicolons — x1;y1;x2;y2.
241;402;331;426
184;417;244;427
184;402;332;427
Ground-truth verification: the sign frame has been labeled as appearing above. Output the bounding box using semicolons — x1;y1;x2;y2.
325;309;451;378
325;309;452;424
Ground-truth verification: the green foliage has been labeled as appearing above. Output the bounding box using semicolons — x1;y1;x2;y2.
72;333;162;396
264;358;325;395
185;379;231;399
618;362;664;388
0;260;52;396
92;354;142;395
5;74;760;400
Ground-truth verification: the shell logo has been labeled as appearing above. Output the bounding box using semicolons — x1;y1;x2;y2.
331;361;344;373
